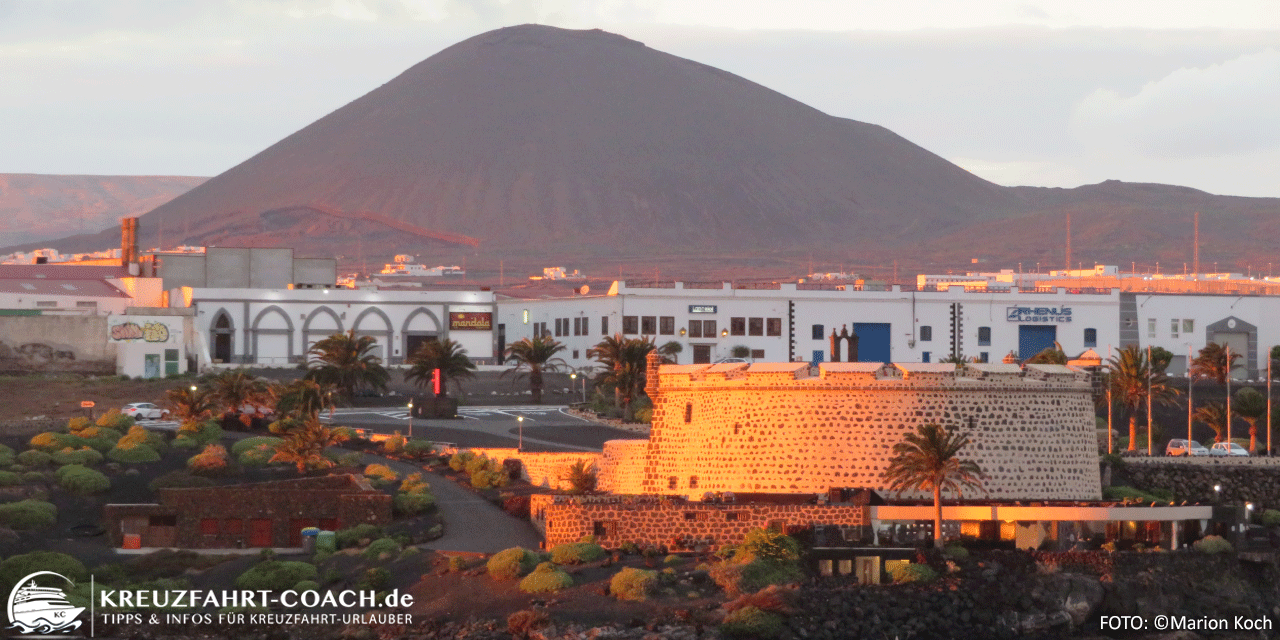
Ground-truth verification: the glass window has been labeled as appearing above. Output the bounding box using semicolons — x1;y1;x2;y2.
572;349;579;359
660;316;675;335
1084;328;1097;347
766;318;782;336
684;403;693;423
622;316;638;334
1147;318;1156;338
641;316;656;335
1183;319;1195;333
730;317;746;336
978;326;991;346
689;320;703;338
750;349;765;359
919;326;932;341
812;324;824;340
979;352;988;363
668;476;678;490
1170;319;1180;338
922;351;931;363
554;318;562;337
601;316;608;335
748;317;764;336
704;320;717;338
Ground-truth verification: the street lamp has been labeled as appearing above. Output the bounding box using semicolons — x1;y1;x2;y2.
1214;484;1222;503
406;401;413;439
517;416;524;451
570;372;586;403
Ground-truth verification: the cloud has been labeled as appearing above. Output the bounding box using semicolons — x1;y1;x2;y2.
1072;48;1280;158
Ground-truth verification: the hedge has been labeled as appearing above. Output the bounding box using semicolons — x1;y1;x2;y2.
57;464;111;495
51;448;104;467
108;444;162;463
15;450;52;467
0;500;57;530
235;560;318;591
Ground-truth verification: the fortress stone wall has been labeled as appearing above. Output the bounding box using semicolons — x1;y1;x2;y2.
637;360;1102;501
464;448;601;491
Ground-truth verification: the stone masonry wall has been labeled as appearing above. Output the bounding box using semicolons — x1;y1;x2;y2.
531;493;867;551
467;447;601;491
596;440;648;494
641;364;1102;501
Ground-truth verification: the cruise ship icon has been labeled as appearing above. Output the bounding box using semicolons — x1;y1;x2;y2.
7;572;84;635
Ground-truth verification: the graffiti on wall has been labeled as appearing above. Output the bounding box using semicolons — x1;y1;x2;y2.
109;321;170;343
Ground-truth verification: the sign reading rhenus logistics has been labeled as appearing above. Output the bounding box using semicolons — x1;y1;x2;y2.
1006;306;1073;323
449;312;492;331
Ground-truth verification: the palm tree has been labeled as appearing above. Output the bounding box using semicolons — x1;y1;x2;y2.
209;369;273;420
1107;345;1180;451
1025;346;1067;365
1191;342;1241;385
657;341;683;365
163;385;218;425
273;379;333;421
1194;401;1229;443
269;417;350;474
304;329;389;402
1234;387;1266;453
588;334;655;419
882;422;986;548
406;338;476;399
503;335;568;404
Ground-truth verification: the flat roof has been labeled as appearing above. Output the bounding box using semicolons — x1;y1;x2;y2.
818;362;883;373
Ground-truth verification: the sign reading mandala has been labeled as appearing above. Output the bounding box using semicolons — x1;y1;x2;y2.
449;312;492;331
1006;306;1073;323
108;320;172;342
7;571;84;636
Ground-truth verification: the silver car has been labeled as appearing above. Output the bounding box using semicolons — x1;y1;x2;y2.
1165;439;1209;456
121;402;169;420
1210;442;1250;457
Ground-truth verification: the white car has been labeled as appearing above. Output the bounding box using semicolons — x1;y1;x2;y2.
1166;439;1210;457
1209;442;1250;457
121;402;169;420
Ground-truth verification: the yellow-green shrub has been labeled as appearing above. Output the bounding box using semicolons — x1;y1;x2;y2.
519;562;573;593
609;567;658;601
487;547;541;580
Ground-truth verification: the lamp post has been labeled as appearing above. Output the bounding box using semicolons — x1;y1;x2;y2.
1214;484;1222;503
406;401;414;439
517;416;524;451
570;372;586;403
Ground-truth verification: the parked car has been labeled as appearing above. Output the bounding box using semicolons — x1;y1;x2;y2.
1210;442;1250;457
121;402;169;420
1166;439;1210;456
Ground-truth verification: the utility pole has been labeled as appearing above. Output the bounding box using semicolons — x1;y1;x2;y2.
1268;354;1273;456
1226;343;1233;444
1188;345;1194;450
1107;345;1114;454
1147;344;1154;456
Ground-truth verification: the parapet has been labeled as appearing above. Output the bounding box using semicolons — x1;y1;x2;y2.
653;360;1093;392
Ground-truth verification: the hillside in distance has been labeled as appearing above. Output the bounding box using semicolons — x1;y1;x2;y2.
28;25;1280;276
0;174;205;248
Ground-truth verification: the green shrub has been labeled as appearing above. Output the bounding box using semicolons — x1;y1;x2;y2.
57;465;110;495
108;444;161;463
176;421;223;447
664;554;682;565
171;436;203;451
0;500;57;530
30;432;77;452
364;464;398;486
711;559;805;596
95;408;136;431
403;439;434;459
1193;535;1233;554
733;529;800;563
519;562;573;593
232;436;284;456
448;451;475;472
943;544;970;560
618;541;641;556
334;524;382;549
51;447;104;466
487;547;541;580
470;469;509;489
1102;485;1173;503
293;580;319;592
187;445;231;474
1261;509;1280;527
382;434;406;455
393;491;436;516
721;605;785;639
0;471;19;486
447;556;468;573
336;452;364;468
609;567;658;601
0;552;87;590
16;450;52;467
235;560;318;591
357;567;390;591
66;416;92;433
116;424;149;449
331;426;357;442
889;562;939;584
75;427;123;452
362;537;402;560
20;471;47;484
550;542;606;565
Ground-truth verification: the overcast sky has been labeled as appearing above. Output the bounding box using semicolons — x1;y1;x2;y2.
3;0;1278;197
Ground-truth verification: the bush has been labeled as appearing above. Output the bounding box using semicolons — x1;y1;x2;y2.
335;524;382;549
610;567;658;601
888;562;939;584
108;444;161;463
711;559;805;596
57;465;110;495
30;431;77;452
187;445;231;474
733;529;800;563
1261;509;1280;527
464;453;492;476
1193;535;1233;554
448;451;475;472
76;427;123;452
336;452;364;468
0;471;19;486
51;447;104;466
0;500;57;530
116;424;150;449
487;547;541;580
393;492;436;516
96;408;136;431
550;542;606;565
721;605;785;639
235;560;318;591
943;544;970;560
293;580;319;593
357;567;390;591
519;562;573;593
1102;485;1173;503
16;450;53;467
0;552;87;591
176;421;223;447
470;469;509;489
403;439;434;459
362;537;402;560
66;416;92;433
447;556;468;573
20;471;47;484
382;434;406;455
560;460;597;494
363;464;398;486
231;436;283;456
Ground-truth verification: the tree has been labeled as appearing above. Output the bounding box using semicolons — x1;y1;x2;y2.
163;386;218;425
304;330;389;402
1191;342;1241;385
882;422;986;548
1025;347;1067;365
406;339;476;399
269;418;350;474
273;379;333;421
1107;345;1180;451
657;341;683;365
1149;346;1174;375
1194;401;1229;444
1234;387;1266;453
210;369;273;419
503;335;568;404
588;334;655;420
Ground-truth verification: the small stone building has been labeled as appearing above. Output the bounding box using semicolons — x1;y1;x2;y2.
103;475;391;549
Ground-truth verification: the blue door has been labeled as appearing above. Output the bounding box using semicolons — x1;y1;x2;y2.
1018;325;1057;360
853;323;891;363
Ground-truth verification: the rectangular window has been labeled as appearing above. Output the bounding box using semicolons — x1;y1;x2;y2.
684;512;697;521
689;320;703;338
1147;318;1156;338
730;317;746;336
812;324;824;340
766;318;782;337
978;326;991;346
703;320;717;338
200;518;218;535
1170;319;1180;339
75;301;97;309
750;349;765;360
35;301;57;308
689;476;699;489
919;326;932;341
1183;319;1195;333
726;511;743;522
572;349;579;359
601;316;608;335
922;351;930;363
684;403;693;423
592;520;617;538
1084;328;1097;348
622;316;638;334
553;318;562;337
148;515;176;527
223;518;243;534
572;317;580;336
748;317;764;336
660;316;675;335
979;352;989;363
668;476;678;490
641;316;656;335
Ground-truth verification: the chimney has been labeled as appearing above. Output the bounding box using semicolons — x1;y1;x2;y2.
121;218;138;266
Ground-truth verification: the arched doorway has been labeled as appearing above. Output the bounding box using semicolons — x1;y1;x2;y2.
211;311;234;363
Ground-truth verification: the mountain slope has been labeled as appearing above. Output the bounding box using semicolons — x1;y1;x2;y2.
0;174;204;247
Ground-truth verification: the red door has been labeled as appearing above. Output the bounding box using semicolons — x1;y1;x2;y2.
249;519;273;547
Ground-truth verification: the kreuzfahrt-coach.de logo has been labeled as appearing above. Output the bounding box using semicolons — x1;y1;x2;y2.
7;571;85;635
